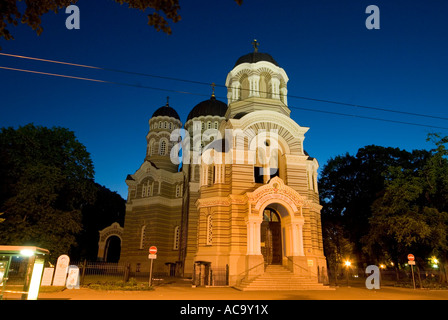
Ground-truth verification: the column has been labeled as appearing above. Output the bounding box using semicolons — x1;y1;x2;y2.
286;217;305;257
231;80;240;102
271;78;280;100
246;215;262;255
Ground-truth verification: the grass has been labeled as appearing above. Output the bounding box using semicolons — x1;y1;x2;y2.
83;278;154;291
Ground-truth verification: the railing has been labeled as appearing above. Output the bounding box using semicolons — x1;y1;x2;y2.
234;261;266;287
285;256;324;282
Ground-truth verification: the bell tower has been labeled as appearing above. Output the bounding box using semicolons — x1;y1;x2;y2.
146;98;182;173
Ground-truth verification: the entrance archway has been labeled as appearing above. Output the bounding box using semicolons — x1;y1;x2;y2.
97;222;123;261
104;236;121;262
260;208;282;264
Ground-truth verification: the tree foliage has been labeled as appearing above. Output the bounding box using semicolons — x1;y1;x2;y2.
363;134;448;265
0;0;243;44
71;183;126;261
0;124;96;260
320;135;448;280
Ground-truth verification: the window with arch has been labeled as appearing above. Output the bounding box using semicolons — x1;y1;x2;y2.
159;140;167;155
139;225;146;249
214;121;218;129
206;215;212;245
149;139;155;156
159;121;162;128
164;121;168;129
173;226;180;250
141;181;152;197
207;121;212;129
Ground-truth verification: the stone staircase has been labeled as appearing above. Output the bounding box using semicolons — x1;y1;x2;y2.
234;265;333;291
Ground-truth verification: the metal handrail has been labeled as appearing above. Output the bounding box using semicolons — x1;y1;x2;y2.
235;261;266;287
285;256;320;279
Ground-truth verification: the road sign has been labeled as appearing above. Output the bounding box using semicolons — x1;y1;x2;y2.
408;261;415;265
149;246;157;255
148;254;157;259
408;254;415;261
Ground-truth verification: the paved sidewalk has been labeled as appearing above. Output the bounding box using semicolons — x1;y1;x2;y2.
35;285;448;300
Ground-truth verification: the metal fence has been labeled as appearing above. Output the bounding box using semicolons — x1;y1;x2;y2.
71;261;172;285
328;266;448;288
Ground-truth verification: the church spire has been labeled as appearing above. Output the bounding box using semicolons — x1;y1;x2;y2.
211;82;216;99
252;39;259;53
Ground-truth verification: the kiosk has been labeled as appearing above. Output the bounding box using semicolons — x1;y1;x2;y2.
0;245;49;300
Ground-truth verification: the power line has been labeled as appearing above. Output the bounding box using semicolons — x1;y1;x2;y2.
1;52;447;122
0;66;211;98
1;64;447;131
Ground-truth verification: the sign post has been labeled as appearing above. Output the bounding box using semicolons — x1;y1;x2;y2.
148;246;157;287
408;254;416;289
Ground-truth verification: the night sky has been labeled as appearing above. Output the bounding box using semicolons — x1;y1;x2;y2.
1;0;447;199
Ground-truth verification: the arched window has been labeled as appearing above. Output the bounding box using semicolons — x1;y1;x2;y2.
173;226;180;250
159;121;162;128
149;139;155;156
206;215;212;245
159;140;167;155
207;121;212;129
214;121;218;129
164;121;168;129
139;225;146;249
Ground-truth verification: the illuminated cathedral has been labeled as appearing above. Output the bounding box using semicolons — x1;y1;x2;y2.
119;43;329;289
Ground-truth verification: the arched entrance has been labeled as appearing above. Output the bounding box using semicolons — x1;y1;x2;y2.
97;222;123;261
104;235;121;262
260;208;282;265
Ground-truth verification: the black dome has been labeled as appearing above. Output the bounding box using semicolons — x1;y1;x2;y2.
234;52;279;68
187;96;227;121
152;105;180;120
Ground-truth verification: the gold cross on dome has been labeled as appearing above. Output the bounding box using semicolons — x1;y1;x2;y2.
252;39;259;52
211;82;216;97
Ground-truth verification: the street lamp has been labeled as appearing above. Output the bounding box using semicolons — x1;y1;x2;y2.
431;256;439;269
344;260;351;286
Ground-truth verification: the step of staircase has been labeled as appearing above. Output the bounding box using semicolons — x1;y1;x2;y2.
234;265;333;291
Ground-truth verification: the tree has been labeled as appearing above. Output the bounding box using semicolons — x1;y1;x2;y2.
363;134;448;281
71;183;126;261
0;124;96;260
0;0;243;44
319;145;425;266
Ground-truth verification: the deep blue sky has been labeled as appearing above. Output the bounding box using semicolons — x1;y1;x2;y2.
1;0;447;199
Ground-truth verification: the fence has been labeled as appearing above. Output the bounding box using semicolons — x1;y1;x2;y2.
71;261;172;285
328;266;447;288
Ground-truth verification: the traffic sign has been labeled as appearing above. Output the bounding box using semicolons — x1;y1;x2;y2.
148;254;157;259
408;254;415;261
149;246;157;255
408;261;415;265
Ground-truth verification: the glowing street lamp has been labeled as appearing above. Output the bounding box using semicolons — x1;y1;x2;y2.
344;260;351;286
431;256;439;269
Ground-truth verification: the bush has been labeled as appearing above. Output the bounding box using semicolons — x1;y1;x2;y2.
85;278;154;291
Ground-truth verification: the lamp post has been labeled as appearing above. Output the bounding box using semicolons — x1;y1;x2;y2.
344;260;351;287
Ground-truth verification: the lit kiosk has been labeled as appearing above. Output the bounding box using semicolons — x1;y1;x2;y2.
0;246;49;300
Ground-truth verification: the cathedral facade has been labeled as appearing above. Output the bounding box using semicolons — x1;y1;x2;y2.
120;47;328;288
